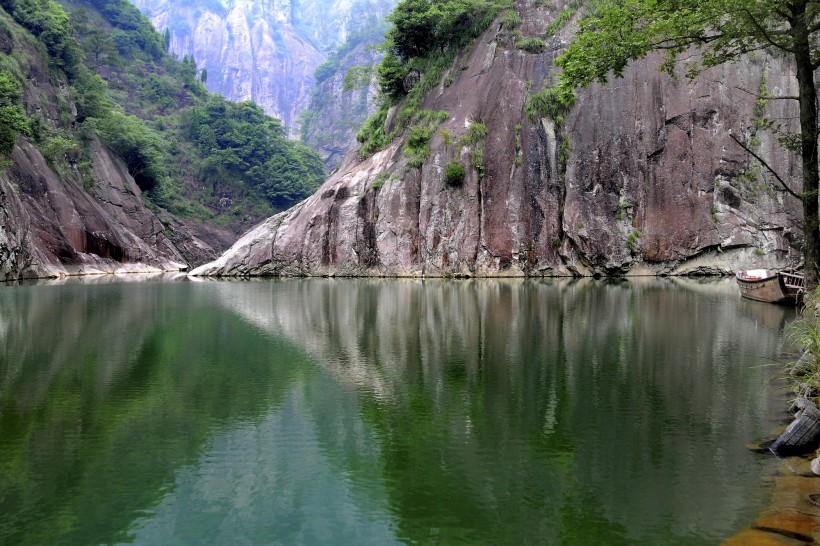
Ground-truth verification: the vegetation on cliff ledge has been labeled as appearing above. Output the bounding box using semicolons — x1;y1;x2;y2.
356;0;510;157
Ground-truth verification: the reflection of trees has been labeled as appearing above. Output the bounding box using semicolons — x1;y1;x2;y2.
218;278;789;545
0;278;792;545
0;282;308;546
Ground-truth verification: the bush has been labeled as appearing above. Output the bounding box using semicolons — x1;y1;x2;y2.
0;70;27;156
90;109;168;190
786;289;820;400
515;37;545;53
404;124;435;167
444;162;465;186
626;230;640;253
525;84;576;123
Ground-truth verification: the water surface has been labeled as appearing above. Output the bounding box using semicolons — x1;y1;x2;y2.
0;277;794;545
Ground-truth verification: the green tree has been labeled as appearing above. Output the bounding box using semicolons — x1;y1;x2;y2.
0;70;27;157
555;0;820;287
89;109;168;191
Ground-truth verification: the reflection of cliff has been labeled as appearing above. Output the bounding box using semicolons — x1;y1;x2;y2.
0;282;308;545
212;278;789;543
0;279;792;544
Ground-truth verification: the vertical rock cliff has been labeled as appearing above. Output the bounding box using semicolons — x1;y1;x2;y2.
134;0;395;132
192;0;802;277
0;136;234;281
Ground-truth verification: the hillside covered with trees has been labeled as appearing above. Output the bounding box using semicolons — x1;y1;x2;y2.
0;0;325;229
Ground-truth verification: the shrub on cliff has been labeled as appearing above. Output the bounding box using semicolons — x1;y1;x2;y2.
444;162;465;186
387;0;505;62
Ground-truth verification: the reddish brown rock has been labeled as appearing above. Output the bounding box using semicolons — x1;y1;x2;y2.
193;2;802;278
0;137;229;280
754;510;820;542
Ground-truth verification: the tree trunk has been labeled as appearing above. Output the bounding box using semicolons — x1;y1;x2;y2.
792;0;820;289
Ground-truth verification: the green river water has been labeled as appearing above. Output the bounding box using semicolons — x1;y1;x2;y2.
0;277;795;545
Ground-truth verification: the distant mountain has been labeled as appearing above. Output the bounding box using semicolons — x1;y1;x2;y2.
133;0;396;135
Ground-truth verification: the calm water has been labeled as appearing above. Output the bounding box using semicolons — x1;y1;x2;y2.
0;277;795;545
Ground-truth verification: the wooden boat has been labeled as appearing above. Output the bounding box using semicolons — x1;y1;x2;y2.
736;269;805;304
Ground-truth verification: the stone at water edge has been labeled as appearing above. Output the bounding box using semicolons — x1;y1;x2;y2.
811;457;820;476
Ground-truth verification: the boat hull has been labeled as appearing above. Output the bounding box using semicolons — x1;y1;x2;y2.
736;270;799;304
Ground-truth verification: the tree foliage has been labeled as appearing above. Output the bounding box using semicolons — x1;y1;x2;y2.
187;96;325;209
0;0;82;77
89;109;167;191
556;0;820;286
0;70;27;156
387;0;504;61
0;0;321;223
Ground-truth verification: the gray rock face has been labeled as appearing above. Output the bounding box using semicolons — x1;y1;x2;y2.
192;2;803;278
0;138;228;281
300;22;388;168
134;0;395;131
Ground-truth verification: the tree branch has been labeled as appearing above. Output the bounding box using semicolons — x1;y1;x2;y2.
729;133;801;200
739;8;796;53
733;86;799;101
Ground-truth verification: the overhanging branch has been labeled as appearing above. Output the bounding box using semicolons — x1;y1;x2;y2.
733;86;799;101
729;133;801;200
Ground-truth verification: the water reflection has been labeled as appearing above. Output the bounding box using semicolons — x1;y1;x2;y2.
211;278;791;544
0;278;793;545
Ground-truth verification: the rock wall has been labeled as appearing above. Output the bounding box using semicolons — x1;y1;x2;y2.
191;0;803;278
134;0;395;131
0;137;230;281
300;27;385;168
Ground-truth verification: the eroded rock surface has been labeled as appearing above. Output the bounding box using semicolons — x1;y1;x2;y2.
0;138;228;281
193;1;802;278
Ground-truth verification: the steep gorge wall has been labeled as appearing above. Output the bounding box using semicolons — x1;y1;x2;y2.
134;0;395;131
192;0;802;277
0;137;231;281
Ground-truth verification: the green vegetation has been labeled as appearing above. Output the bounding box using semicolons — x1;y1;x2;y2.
371;172;389;189
786;291;820;400
356;0;510;160
626;230;640;253
404;124;436;167
454;120;488;179
444;161;465;186
501;9;520;28
525;84;575;124
0;0;324;226
386;0;505;62
515;37;545;53
356;103;391;157
187;96;324;209
544;0;582;37
0;69;27;157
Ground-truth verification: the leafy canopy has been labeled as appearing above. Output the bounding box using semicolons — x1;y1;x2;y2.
556;0;820;89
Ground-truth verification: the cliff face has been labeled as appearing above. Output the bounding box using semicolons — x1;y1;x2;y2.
0;137;233;281
134;0;395;131
300;25;385;168
192;0;803;278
